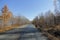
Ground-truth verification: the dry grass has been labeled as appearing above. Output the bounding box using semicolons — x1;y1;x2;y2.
42;25;60;40
0;24;20;33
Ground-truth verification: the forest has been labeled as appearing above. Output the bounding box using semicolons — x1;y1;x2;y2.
32;0;60;40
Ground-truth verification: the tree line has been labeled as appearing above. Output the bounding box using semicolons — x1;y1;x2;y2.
32;10;60;29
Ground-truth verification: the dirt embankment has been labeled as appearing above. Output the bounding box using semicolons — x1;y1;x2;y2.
41;25;60;40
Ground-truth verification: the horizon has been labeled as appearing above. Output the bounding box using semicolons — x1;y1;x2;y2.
0;0;54;20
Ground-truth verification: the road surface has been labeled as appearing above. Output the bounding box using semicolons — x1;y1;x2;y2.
0;24;48;40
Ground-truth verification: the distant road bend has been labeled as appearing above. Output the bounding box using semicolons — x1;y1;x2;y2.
0;24;48;40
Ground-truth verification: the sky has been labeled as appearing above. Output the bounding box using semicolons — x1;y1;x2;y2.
0;0;54;20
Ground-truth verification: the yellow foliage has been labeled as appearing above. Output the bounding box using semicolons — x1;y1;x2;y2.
0;25;20;33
